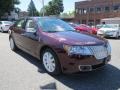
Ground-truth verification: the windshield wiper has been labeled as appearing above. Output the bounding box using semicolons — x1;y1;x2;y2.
43;31;59;33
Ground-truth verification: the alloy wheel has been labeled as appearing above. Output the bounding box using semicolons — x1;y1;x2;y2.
42;52;56;73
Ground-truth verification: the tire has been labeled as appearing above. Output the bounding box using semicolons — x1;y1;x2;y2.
41;48;61;75
115;32;119;39
9;37;18;51
1;27;4;33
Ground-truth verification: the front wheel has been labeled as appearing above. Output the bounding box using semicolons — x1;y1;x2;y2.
41;48;61;75
115;32;119;39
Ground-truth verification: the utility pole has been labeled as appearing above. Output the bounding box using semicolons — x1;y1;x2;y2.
42;0;45;16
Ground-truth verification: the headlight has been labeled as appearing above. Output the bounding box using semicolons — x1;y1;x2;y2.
106;42;111;55
63;45;92;55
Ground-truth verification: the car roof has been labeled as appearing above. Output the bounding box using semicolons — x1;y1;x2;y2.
26;16;59;20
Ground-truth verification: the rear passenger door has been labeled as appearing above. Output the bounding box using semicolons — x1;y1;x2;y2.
12;19;26;49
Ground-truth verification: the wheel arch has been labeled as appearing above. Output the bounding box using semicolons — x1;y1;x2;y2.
39;45;62;75
39;45;57;60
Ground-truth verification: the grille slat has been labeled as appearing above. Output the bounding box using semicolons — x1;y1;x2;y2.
89;46;108;60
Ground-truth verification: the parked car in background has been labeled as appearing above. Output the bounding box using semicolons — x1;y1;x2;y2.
0;21;13;33
91;26;98;34
97;24;120;39
69;23;97;34
96;24;103;29
9;17;111;75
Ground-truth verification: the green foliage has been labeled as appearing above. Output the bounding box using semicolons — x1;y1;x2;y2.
60;11;75;18
0;0;20;18
27;0;39;16
41;0;64;16
15;7;21;14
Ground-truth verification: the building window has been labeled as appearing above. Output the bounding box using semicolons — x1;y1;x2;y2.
89;8;94;13
75;9;78;13
105;6;110;12
96;19;100;25
83;9;87;14
82;20;86;24
79;9;82;14
113;5;119;11
96;7;102;13
79;8;87;14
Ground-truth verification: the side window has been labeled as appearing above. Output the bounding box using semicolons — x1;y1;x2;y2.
16;20;25;28
26;20;36;33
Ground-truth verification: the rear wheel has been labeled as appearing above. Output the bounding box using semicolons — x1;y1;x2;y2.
9;37;18;51
41;48;61;75
1;27;4;33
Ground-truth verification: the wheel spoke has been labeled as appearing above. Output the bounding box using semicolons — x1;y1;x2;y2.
43;51;56;72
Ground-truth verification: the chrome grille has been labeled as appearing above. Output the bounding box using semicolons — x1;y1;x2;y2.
89;46;108;60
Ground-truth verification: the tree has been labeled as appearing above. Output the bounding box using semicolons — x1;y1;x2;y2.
27;0;39;16
60;11;75;18
55;0;64;13
40;0;64;16
0;0;20;18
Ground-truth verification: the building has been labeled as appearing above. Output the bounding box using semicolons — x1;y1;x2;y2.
18;11;29;19
1;10;18;21
75;0;120;25
8;11;18;20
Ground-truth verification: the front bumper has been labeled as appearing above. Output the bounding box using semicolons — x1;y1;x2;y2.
97;31;117;38
2;26;10;31
58;53;111;74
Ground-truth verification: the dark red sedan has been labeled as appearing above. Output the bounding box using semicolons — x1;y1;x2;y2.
9;17;111;75
69;23;98;34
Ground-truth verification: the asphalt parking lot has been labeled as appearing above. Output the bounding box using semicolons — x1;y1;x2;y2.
0;33;120;90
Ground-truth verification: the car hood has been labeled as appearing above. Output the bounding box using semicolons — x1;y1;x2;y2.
99;28;118;32
47;31;106;46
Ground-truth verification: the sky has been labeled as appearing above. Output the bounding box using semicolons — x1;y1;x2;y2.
16;0;84;13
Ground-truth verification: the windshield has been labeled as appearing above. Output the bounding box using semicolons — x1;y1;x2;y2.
102;24;119;29
38;18;75;32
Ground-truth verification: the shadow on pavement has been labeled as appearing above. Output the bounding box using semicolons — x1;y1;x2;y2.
15;50;120;90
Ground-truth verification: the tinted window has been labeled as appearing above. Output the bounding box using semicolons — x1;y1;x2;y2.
26;20;34;28
15;20;25;28
26;20;36;33
38;18;75;32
